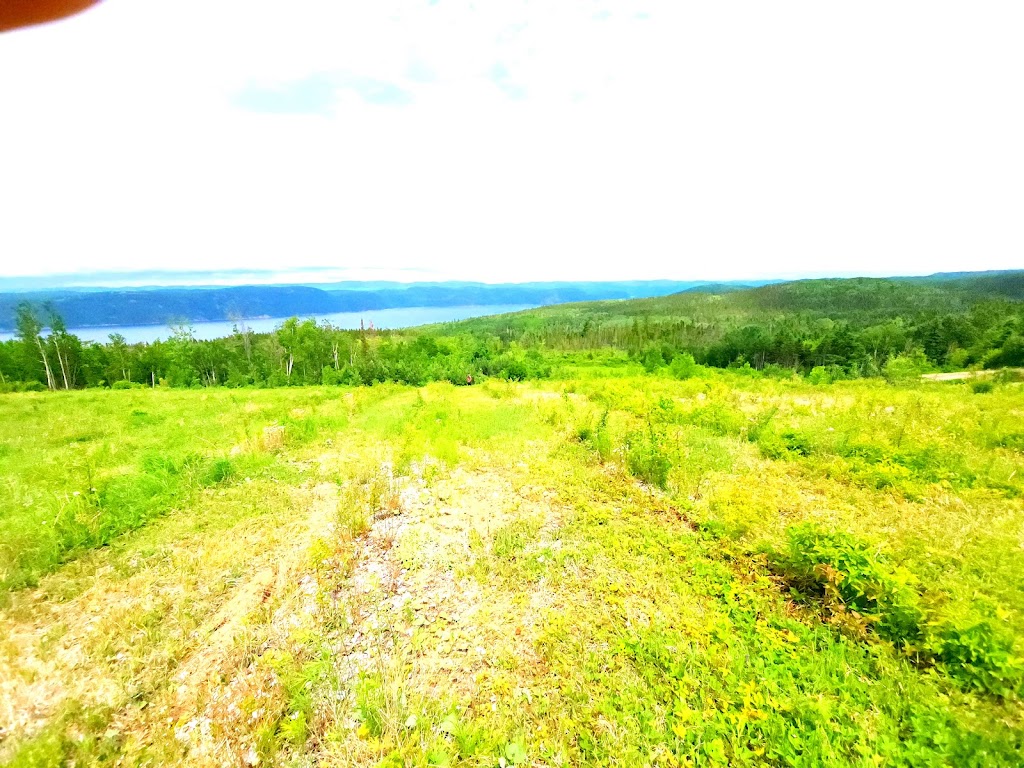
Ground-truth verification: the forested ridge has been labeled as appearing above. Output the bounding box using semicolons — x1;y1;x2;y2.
2;273;1023;392
0;280;736;331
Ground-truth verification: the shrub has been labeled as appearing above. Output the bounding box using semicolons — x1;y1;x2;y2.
746;406;778;443
996;432;1024;452
670;353;700;380
883;349;929;384
577;410;613;463
807;366;833;386
971;380;994;394
773;525;923;644
2;380;47;392
756;431;791;460
931;620;1024;698
683;402;743;436
761;364;795;379
625;426;671;489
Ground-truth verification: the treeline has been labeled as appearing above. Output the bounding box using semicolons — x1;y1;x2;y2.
0;305;550;391
443;278;1024;376
688;302;1023;375
4;276;1024;391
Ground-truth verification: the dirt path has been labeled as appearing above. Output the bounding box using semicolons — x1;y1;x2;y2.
921;371;983;381
169;482;338;709
306;461;565;764
921;367;1022;381
1;437;567;765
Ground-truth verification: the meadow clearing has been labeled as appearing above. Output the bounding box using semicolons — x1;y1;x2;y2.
1;366;1022;766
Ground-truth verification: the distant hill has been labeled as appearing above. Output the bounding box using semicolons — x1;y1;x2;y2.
4;271;1020;333
431;271;1024;337
0;280;773;331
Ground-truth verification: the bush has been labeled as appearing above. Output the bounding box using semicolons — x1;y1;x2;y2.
984;334;1024;368
931;620;1024;698
971;380;994;394
807;366;833;386
624;426;671;489
670;353;700;380
640;345;665;373
761;364;796;379
683;402;744;436
746;406;778;443
883;349;929;384
773;525;923;644
756;431;791;460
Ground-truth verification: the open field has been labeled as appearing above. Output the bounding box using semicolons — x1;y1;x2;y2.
1;371;1023;766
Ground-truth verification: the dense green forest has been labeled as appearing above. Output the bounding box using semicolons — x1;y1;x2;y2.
2;274;1023;392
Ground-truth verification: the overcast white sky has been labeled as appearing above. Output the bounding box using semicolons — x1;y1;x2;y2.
1;0;1021;285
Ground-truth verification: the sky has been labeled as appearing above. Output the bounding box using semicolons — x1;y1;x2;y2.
0;0;1022;286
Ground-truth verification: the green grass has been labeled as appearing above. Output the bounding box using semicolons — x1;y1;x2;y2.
2;371;1023;766
0;388;353;593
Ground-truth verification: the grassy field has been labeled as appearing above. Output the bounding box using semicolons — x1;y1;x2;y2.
1;370;1023;766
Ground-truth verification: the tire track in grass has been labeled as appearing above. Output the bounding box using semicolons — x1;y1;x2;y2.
0;467;333;762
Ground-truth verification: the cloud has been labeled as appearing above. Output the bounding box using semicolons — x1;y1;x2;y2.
233;73;338;115
233;72;413;114
488;62;527;100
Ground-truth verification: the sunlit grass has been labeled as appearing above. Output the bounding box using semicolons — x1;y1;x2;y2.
1;371;1023;766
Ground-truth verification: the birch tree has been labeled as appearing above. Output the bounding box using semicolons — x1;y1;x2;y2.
15;303;55;390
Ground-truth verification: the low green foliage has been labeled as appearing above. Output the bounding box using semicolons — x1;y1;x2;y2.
624;425;672;489
772;525;924;644
932;620;1024;698
669;352;701;379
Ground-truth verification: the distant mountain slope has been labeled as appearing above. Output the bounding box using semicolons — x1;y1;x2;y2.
430;271;1024;337
931;271;1024;300
4;272;1019;333
0;286;343;330
0;280;760;331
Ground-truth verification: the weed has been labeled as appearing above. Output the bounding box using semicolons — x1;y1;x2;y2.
624;424;672;489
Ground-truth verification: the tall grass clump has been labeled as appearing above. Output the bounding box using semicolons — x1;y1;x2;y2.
624;424;672;489
574;409;613;463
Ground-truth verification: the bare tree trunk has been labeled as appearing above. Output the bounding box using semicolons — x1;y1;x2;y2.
35;336;55;390
55;340;70;390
